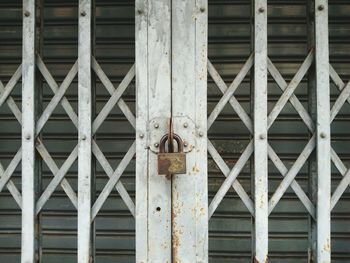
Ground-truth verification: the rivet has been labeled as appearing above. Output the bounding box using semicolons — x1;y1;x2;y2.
25;134;31;140
82;135;86;140
154;123;159;129
80;11;86;17
24;11;30;17
183;122;188;128
318;5;324;11
259;7;265;13
184;141;188;147
320;132;327;139
259;134;266;140
154;143;159;148
139;133;144;139
199;131;204;137
200;7;205;13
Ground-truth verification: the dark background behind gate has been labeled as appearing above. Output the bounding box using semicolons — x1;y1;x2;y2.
0;0;349;262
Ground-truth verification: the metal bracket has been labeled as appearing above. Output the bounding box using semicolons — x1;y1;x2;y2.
148;116;197;153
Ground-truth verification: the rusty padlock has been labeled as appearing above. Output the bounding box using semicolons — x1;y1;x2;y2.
158;133;186;177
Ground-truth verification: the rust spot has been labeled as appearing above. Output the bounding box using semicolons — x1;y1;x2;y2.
253;256;268;263
323;238;331;252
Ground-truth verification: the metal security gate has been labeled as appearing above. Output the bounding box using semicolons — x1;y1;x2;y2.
0;0;350;263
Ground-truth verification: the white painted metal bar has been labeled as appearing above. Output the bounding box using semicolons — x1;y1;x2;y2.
254;0;268;261
21;0;37;262
78;0;92;262
172;0;208;261
315;1;331;262
135;0;148;261
135;0;172;261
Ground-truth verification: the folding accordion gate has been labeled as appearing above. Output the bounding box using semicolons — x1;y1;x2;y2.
0;0;350;263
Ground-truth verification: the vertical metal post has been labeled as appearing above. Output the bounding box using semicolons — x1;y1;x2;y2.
315;1;331;262
254;0;268;262
135;0;148;261
78;0;92;262
171;0;208;261
21;0;37;262
136;0;172;262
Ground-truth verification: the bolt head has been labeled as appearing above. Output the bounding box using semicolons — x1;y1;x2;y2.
200;7;206;13
81;135;86;140
184;141;188;147
139;133;144;139
318;5;324;11
154;143;159;148
25;134;31;140
24;11;30;17
258;7;265;13
320;132;327;139
154;123;159;129
198;131;204;137
183;122;188;128
259;134;266;140
80;11;86;17
137;9;143;15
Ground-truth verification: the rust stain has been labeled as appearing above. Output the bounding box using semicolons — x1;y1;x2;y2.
323;237;331;252
253;256;268;263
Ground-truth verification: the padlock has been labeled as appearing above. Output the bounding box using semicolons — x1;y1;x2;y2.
158;133;186;176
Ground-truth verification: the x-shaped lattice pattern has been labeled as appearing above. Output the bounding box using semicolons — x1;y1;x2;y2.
208;50;322;219
0;65;23;208
0;56;136;219
329;65;350;210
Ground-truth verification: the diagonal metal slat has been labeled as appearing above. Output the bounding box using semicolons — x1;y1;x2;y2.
207;57;316;217
92;63;135;133
0;64;22;107
207;54;254;129
91;141;136;220
0;162;22;208
267;55;315;131
208;140;253;218
267;50;314;129
92;57;136;129
330;80;350;122
35;57;135;214
208;139;254;216
36;145;78;214
268;134;316;215
35;139;78;210
36;60;78;133
92;141;135;217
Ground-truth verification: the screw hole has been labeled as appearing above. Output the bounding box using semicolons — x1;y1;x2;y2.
156;207;161;212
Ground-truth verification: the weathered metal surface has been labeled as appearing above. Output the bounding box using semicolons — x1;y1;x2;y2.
1;1;350;262
78;0;92;262
171;0;208;261
315;1;331;262
253;0;268;262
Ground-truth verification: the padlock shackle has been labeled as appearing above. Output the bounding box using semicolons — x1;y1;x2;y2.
159;133;184;153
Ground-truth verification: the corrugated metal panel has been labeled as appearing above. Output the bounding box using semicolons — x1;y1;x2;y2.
0;0;349;262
